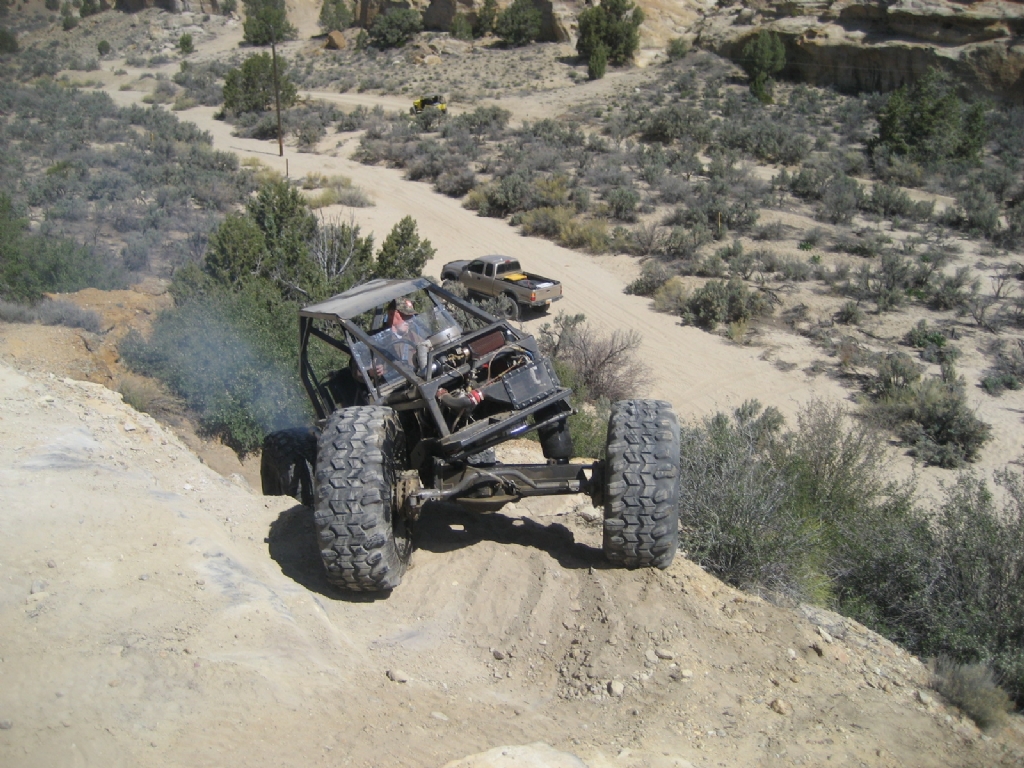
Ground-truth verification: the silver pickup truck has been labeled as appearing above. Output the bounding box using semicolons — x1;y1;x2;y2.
440;254;562;320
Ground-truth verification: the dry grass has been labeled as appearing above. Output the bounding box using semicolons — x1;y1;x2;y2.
931;657;1014;730
117;375;182;419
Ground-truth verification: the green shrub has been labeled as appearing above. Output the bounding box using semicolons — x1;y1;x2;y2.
912;472;1024;703
683;277;770;331
318;0;352;33
898;376;991;467
519;205;573;239
62;14;78;31
951;180;1001;237
576;0;643;67
904;319;941;348
868;351;920;401
819;174;864;224
222;53;297;114
374;215;435;279
835;301;863;325
867;356;990;468
741;30;785;104
0;195;126;303
97;39;110;56
557;216;609;253
368;8;422;49
678;401;829;599
495;0;541;47
625;259;671;297
178;33;194;55
449;12;472;40
666;37;689;61
679;401;1024;703
242;0;296;45
0;27;19;53
875;68;987;165
981;374;1022;396
587;43;607;81
474;0;497;36
604;186;639;221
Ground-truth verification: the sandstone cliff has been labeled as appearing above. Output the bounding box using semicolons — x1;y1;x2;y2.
691;0;1024;100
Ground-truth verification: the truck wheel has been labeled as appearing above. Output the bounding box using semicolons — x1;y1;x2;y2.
602;400;680;569
498;293;519;321
261;427;317;507
314;406;412;592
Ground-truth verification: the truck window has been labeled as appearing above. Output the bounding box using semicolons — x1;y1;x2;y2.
467;261;485;274
496;260;522;275
485;264;494;278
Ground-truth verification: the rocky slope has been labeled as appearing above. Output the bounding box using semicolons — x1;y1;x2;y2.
2;357;1023;767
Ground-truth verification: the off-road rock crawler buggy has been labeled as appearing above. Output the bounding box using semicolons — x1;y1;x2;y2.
261;278;681;592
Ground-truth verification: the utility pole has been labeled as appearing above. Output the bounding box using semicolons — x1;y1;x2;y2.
270;23;284;157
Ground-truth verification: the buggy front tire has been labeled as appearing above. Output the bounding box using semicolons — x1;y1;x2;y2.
314;406;412;592
602;400;680;569
261;427;318;507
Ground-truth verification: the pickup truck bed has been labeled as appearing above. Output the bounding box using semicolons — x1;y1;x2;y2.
441;255;562;317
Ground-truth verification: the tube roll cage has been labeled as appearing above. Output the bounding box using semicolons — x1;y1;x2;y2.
297;279;573;465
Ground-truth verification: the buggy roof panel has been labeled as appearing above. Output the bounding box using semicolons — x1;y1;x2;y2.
300;278;433;320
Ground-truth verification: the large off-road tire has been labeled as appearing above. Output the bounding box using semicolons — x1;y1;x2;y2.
261;427;318;507
314;406;412;592
602;399;680;569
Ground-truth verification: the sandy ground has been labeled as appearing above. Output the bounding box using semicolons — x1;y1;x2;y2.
2;360;1023;768
3;7;1024;767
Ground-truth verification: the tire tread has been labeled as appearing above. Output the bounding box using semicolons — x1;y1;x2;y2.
602;399;680;569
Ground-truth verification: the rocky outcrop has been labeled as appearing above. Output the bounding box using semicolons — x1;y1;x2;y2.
691;0;1024;101
114;0;222;13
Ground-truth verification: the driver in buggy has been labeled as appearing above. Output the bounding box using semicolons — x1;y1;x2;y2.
369;297;425;377
324;293;463;409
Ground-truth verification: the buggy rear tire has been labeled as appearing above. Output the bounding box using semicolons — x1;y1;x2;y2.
261;427;317;507
602;400;680;569
314;406;412;592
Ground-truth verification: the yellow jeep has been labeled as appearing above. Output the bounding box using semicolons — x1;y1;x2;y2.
410;94;447;115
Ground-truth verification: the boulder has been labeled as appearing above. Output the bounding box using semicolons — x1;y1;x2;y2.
324;29;347;49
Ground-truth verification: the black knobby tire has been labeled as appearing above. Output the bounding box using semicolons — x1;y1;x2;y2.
261;427;318;507
314;406;412;592
603;399;680;569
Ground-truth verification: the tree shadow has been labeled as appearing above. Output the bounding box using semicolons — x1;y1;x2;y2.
267;501;606;600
